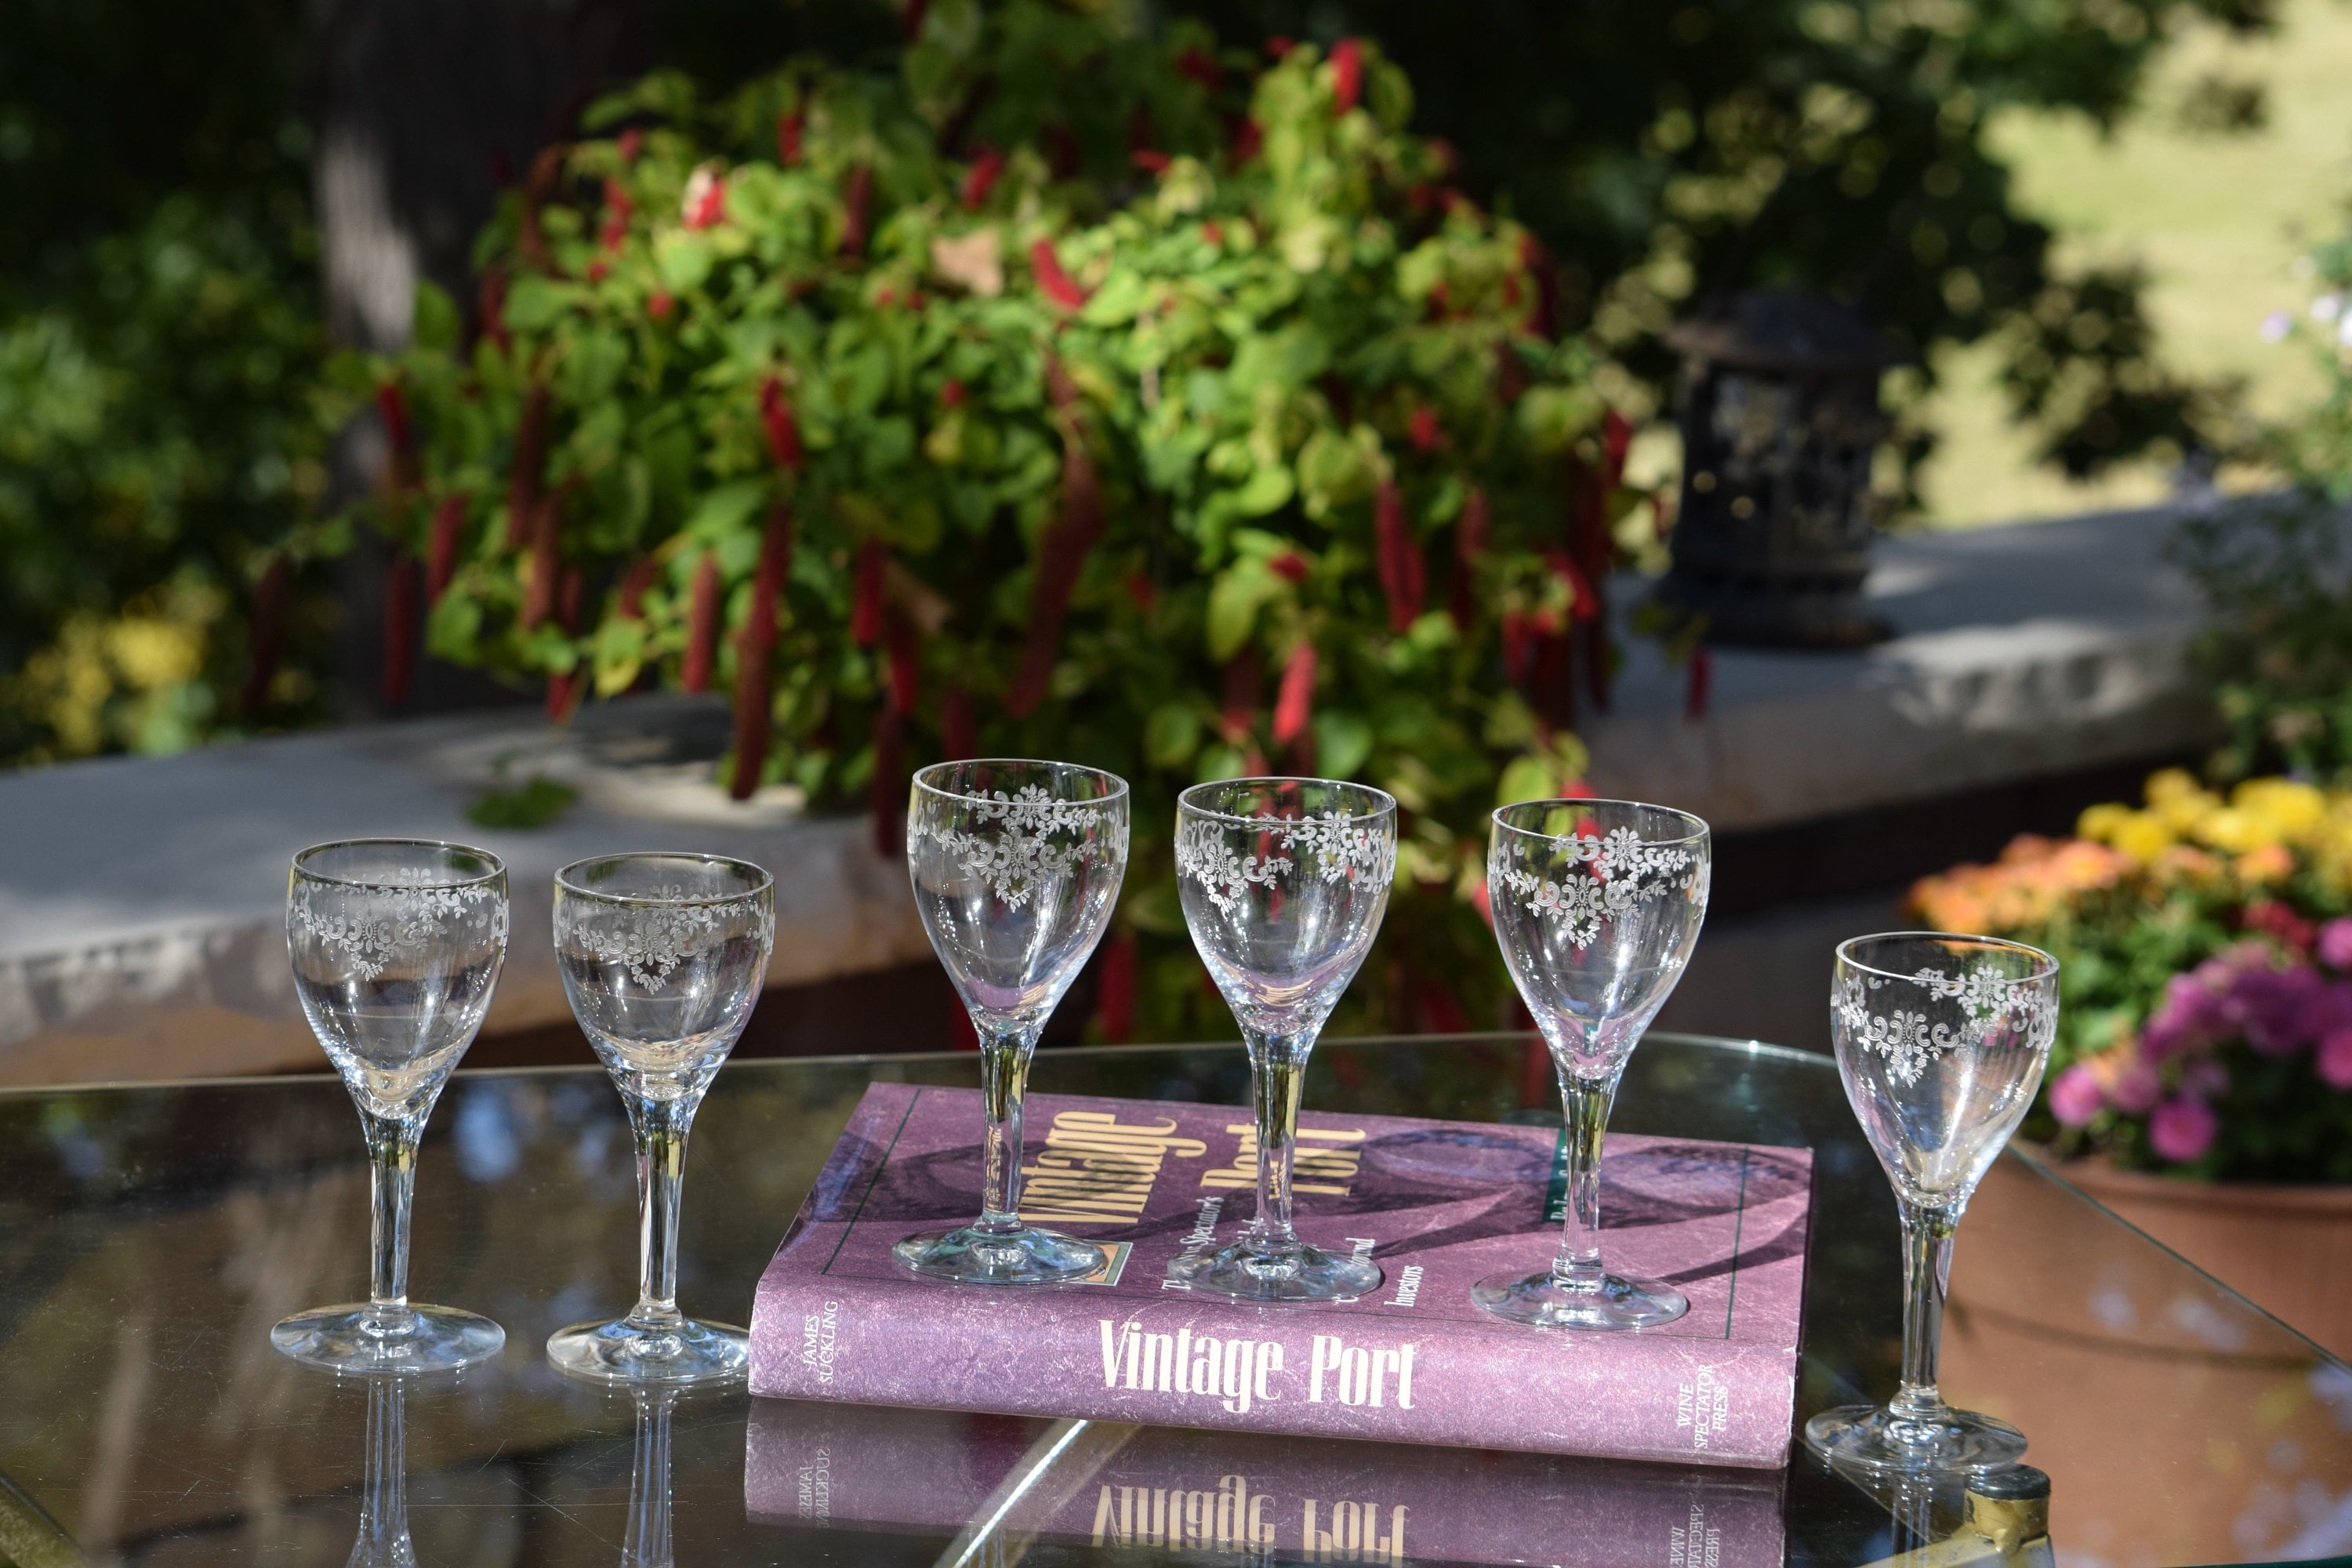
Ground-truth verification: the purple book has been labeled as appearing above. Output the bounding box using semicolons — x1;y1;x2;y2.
744;1399;1787;1565
749;1083;1813;1468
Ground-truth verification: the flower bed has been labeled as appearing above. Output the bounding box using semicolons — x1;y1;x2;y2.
1911;770;2352;1181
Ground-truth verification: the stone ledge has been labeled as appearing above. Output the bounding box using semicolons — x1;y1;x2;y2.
0;698;930;1083
1584;503;2212;829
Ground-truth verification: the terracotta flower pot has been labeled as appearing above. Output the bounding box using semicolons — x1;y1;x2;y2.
2048;1153;2352;1359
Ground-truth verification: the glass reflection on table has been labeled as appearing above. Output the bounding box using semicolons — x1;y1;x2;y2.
0;1032;2343;1565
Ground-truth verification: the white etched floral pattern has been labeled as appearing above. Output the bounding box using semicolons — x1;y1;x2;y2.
1176;808;1397;915
1492;829;1699;950
1835;964;2056;1086
559;885;768;989
913;784;1123;909
289;873;506;982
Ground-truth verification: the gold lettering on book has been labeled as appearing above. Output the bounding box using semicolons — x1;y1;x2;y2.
1091;1474;1275;1550
1020;1110;1208;1223
1301;1497;1408;1563
1200;1123;1366;1195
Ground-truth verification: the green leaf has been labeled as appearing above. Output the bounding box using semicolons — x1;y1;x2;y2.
1229;463;1296;517
1205;562;1279;661
503;275;574;332
465;775;578;830
1497;753;1557;809
426;592;485;662
654;231;717;293
684;480;768;543
1229;324;1330;394
412;282;461;352
1314;710;1374;778
1145;702;1202;768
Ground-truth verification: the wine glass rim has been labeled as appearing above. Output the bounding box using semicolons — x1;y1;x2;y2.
1837;930;2060;984
1490;797;1711;846
910;758;1131;808
1178;775;1398;825
291;838;506;889
554;851;774;903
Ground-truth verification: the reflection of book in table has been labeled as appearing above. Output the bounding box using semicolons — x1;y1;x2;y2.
750;1084;1814;1468
744;1399;1788;1566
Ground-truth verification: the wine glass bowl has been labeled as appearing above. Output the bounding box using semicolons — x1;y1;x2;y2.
548;853;774;1385
1473;800;1709;1331
895;760;1130;1286
1169;777;1396;1303
273;839;509;1374
1806;931;2059;1475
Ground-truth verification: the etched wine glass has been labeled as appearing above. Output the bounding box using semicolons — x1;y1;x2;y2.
1170;777;1397;1302
548;853;775;1384
1474;800;1710;1330
274;839;509;1373
897;760;1130;1285
1806;932;2059;1474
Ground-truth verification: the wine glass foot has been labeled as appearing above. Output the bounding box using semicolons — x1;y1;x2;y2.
895;1224;1108;1286
270;1302;505;1374
546;1316;749;1386
1169;1239;1382;1303
1804;1403;2027;1475
1472;1269;1690;1330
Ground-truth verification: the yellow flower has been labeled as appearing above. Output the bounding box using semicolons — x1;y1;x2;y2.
2145;768;2203;806
2077;802;2132;844
2233;778;2328;844
2111;811;2175;865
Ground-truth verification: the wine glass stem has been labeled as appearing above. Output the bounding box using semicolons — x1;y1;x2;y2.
1244;1029;1312;1248
358;1376;410;1560
626;1095;696;1328
627;1392;676;1568
975;1021;1041;1234
1548;1065;1618;1292
361;1109;419;1323
1891;1200;1960;1427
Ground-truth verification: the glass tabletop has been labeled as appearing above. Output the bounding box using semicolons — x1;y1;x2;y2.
0;1030;2343;1566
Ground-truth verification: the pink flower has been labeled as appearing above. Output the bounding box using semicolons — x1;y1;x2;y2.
2320;918;2352;974
2111;1060;2163;1113
2149;1097;2219;1164
2321;1028;2352;1090
2049;1064;2104;1127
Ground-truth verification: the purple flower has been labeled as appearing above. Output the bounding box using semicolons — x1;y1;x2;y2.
2049;1064;2105;1127
2262;310;2294;343
2111;1060;2163;1113
2149;1097;2220;1163
2321;1029;2352;1090
2222;963;2325;1056
2141;972;2226;1062
2320;918;2352;974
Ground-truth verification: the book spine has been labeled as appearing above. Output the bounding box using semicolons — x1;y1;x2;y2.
749;1269;1792;1468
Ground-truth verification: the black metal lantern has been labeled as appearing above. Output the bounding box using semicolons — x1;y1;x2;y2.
1652;292;1905;648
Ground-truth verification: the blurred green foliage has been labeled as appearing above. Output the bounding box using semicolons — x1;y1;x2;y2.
0;0;332;760
1188;0;2265;487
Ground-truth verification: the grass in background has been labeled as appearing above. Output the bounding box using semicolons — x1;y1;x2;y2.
1917;0;2352;526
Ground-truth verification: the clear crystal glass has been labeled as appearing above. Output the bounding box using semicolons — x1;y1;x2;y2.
274;839;509;1374
1806;931;2060;1475
1473;800;1710;1330
345;1376;415;1568
1167;777;1397;1302
547;853;775;1384
895;760;1131;1285
624;1388;678;1568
